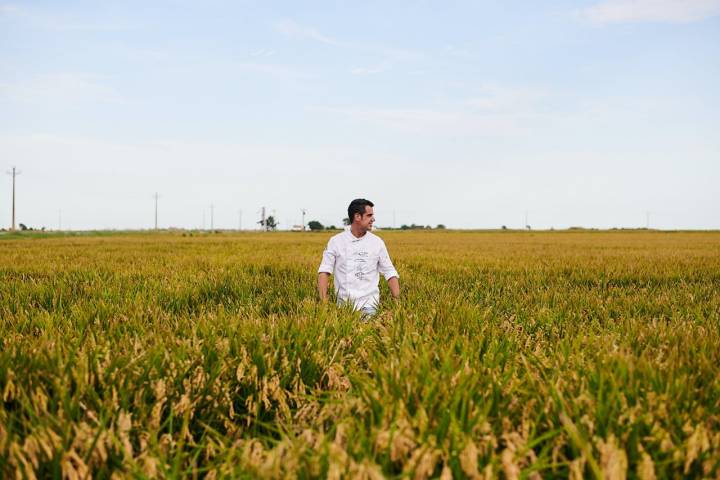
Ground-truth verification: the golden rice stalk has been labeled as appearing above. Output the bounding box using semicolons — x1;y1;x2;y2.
597;434;628;480
242;439;265;469
60;450;89;480
481;464;494;480
405;446;441;480
440;463;453;480
375;418;417;463
334;423;348;449
9;441;37;480
349;459;385;480
0;421;6;451
637;445;656;480
21;436;41;470
31;388;48;415
116;410;133;459
325;364;351;392
683;423;710;475
569;455;586;480
173;393;192;417
391;429;417;464
459;440;480;479
327;442;350;480
72;422;108;465
3;369;15;402
22;427;61;471
501;448;520;480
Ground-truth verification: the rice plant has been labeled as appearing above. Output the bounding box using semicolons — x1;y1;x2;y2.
1;230;718;478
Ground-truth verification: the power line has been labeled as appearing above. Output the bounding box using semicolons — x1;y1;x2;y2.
301;208;307;231
6;166;21;231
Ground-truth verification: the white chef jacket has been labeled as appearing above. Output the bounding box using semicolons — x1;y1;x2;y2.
318;229;399;311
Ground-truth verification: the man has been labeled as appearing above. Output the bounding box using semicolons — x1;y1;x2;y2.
318;199;400;316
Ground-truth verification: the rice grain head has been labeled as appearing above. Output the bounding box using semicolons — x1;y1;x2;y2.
597;434;628;480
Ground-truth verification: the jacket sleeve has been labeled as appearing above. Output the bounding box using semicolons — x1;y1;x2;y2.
378;243;399;280
318;238;337;274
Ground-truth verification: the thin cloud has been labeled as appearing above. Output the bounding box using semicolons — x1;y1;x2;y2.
374;45;423;63
274;19;340;46
0;3;135;30
310;104;541;136
0;4;21;15
274;18;423;71
115;46;174;62
582;0;720;24
235;62;313;79
466;84;549;112
443;45;472;57
311;85;553;135
250;48;276;58
350;61;392;76
0;73;121;104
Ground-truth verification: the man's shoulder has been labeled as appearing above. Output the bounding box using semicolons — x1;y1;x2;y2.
328;231;348;244
367;231;387;246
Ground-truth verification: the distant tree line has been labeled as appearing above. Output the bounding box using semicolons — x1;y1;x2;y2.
258;215;279;231
399;224;446;230
306;220;446;231
1;223;46;232
308;221;337;231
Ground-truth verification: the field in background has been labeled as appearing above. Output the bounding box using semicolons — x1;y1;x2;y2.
1;231;719;478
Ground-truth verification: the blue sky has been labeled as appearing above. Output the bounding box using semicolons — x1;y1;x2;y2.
1;0;718;230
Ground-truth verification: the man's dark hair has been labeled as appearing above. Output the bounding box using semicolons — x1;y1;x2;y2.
348;198;374;223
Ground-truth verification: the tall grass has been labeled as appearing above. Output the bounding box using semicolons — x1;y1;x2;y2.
1;231;719;478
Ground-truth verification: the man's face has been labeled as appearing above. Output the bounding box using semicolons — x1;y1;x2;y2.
355;206;375;231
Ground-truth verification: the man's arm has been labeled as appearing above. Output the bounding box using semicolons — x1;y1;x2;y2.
318;272;331;302
387;276;400;300
378;242;400;300
318;238;336;302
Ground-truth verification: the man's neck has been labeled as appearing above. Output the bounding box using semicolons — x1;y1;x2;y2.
350;225;367;238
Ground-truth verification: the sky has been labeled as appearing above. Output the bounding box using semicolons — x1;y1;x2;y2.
1;0;718;230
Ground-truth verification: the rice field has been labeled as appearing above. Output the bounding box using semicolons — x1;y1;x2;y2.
1;230;719;479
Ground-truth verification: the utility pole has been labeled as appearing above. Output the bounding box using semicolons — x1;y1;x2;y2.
260;206;266;231
646;211;650;229
210;204;215;230
301;208;307;231
238;209;243;231
153;192;160;230
58;209;62;231
6;166;21;231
